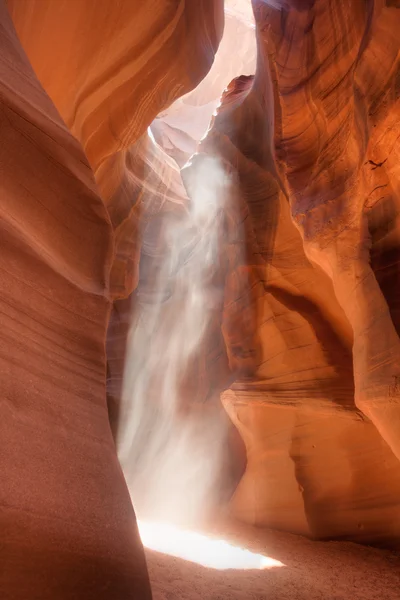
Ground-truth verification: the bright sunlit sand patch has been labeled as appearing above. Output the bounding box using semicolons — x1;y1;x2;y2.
138;521;285;570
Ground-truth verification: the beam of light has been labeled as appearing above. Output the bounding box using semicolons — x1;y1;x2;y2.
118;155;237;525
138;521;285;570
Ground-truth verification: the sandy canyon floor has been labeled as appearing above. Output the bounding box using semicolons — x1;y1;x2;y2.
143;519;400;600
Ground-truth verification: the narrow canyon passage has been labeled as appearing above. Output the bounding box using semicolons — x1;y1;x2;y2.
1;0;400;599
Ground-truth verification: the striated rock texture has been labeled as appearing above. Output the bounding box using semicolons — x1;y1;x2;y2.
205;0;400;544
7;0;224;198
9;0;225;414
1;0;224;598
0;2;152;599
2;10;400;600
8;0;225;440
145;0;400;546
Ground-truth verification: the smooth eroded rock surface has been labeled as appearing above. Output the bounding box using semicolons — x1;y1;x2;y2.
213;0;400;543
2;4;400;592
0;2;151;598
154;0;400;545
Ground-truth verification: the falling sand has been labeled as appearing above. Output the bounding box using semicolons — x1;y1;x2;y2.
118;155;241;526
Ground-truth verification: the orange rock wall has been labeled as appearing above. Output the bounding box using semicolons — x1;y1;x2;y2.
2;11;400;600
208;0;400;544
0;2;152;598
1;0;224;598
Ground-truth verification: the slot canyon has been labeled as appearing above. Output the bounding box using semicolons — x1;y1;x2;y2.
1;0;400;598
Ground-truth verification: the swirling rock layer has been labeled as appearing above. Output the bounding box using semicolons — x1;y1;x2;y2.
150;0;400;545
211;0;400;544
0;2;152;598
1;9;400;600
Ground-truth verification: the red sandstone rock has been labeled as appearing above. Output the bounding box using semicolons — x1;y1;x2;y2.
252;0;400;466
1;1;227;597
7;3;226;448
2;8;400;600
7;0;224;198
148;0;400;544
0;2;153;598
207;0;400;544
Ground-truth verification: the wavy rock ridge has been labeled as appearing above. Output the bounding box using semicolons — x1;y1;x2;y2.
0;2;150;598
182;0;400;545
